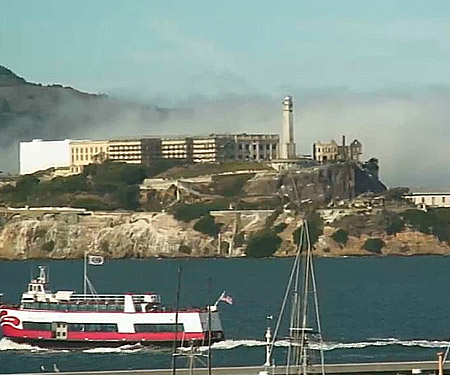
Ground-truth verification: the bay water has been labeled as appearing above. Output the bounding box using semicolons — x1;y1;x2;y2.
1;256;450;373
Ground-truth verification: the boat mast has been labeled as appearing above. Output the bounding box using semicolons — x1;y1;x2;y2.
286;220;325;375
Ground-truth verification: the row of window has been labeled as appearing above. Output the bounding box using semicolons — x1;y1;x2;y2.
418;197;447;204
109;146;141;151
68;323;118;332
73;147;106;154
22;322;184;333
23;302;124;312
134;324;184;332
238;143;277;151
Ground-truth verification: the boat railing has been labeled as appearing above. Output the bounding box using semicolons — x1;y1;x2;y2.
70;294;159;303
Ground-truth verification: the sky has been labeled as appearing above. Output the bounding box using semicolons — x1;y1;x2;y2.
1;0;450;187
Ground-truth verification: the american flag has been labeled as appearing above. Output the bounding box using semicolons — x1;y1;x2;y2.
218;291;233;305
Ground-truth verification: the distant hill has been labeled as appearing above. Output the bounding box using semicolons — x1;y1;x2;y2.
0;65;169;173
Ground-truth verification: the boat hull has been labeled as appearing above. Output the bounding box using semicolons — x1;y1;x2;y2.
0;306;224;349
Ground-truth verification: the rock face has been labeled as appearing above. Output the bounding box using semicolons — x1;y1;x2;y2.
313;227;450;257
0;211;217;260
1;208;449;260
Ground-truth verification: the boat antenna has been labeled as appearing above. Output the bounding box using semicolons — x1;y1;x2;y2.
172;266;182;375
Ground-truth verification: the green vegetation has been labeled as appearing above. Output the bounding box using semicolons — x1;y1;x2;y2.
172;201;228;222
41;240;55;252
273;222;287;234
293;211;323;250
179;244;192;255
385;211;404;235
0;162;156;211
363;238;385;254
158;162;271;179
211;173;254;197
331;229;348;245
193;214;221;237
402;209;450;242
384;187;409;202
245;230;281;258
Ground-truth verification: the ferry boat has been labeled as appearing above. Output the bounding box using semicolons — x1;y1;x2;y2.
0;265;225;348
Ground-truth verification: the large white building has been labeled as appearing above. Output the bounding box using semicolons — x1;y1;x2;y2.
404;191;450;210
19;139;71;175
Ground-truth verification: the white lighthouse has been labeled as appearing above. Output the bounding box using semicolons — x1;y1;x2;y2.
279;96;296;159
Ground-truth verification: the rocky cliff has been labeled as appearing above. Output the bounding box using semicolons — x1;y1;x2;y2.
1;207;449;260
0;210;218;260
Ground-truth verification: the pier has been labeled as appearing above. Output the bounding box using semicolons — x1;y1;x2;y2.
9;360;448;375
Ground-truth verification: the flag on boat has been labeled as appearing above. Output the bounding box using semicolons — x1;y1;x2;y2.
88;255;104;266
218;291;233;305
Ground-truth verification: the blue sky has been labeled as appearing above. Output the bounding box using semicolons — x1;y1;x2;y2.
1;0;450;186
2;0;450;96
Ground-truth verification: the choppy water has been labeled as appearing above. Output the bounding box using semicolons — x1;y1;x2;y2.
1;257;450;373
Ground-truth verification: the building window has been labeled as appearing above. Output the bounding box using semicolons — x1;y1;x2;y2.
443;197;446;203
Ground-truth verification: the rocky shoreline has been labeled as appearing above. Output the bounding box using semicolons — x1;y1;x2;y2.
0;209;449;260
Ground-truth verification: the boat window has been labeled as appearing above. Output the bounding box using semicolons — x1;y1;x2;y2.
73;323;118;332
23;322;52;331
134;323;184;333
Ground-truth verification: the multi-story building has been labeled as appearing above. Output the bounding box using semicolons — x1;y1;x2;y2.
233;133;279;162
19;139;72;175
192;135;235;163
19;132;281;176
313;140;339;163
161;138;193;162
313;136;362;164
107;139;143;164
141;138;162;164
70;140;109;174
338;137;362;162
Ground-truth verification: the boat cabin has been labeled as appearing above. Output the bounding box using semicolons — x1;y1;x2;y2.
20;266;162;313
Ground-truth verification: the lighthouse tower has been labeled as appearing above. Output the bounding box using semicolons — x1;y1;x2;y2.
279;96;296;159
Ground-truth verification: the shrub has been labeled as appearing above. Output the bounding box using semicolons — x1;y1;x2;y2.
212;173;254;197
193;214;220;237
273;222;287;234
363;238;385;254
402;209;449;242
385;212;404;235
293;211;323;249
179;244;192;254
332;229;348;245
172;201;228;222
245;230;281;258
71;197;115;211
41;240;55;252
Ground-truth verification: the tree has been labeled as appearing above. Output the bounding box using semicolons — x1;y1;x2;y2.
332;229;348;245
293;211;323;249
193;214;220;237
245;230;281;258
363;238;385;254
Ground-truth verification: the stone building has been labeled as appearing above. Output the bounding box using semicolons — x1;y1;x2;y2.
233;133;279;162
313;136;362;164
70;140;109;173
312;140;339;163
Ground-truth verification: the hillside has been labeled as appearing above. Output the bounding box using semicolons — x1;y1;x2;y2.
0;65;168;173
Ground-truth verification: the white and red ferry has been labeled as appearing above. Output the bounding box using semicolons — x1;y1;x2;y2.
0;265;225;348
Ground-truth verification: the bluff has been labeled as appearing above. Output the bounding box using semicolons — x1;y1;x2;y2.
0;65;168;172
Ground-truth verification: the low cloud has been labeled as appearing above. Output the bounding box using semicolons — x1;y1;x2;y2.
1;86;449;189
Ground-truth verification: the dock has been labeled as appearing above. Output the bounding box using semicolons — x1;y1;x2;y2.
8;360;448;375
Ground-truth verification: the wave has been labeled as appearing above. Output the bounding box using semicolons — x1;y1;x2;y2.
1;337;449;353
83;343;144;354
211;338;450;351
0;337;48;352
